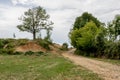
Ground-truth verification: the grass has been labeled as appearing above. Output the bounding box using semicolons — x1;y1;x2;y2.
93;58;120;66
0;53;102;80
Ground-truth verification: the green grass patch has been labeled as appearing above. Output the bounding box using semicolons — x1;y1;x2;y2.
92;58;120;66
0;54;102;80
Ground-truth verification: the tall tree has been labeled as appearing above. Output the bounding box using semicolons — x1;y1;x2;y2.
107;14;120;41
70;21;98;52
73;12;101;29
17;6;53;40
114;15;120;40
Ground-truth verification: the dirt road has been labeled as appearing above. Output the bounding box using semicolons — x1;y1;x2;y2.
62;50;120;80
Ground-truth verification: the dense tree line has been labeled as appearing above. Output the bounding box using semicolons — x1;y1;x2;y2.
69;12;120;59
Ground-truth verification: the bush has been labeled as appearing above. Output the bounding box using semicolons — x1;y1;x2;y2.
39;39;50;50
103;41;120;59
0;49;7;54
17;39;29;46
35;51;47;56
0;48;15;55
24;51;46;56
60;43;68;51
24;51;34;56
13;51;23;55
0;40;4;48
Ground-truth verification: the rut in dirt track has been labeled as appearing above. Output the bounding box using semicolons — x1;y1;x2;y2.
62;50;120;80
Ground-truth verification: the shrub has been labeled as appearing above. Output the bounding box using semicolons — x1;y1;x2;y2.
60;43;68;51
24;51;34;56
0;49;7;54
35;51;47;56
0;40;4;48
0;48;15;55
13;51;23;55
39;39;50;50
17;39;29;46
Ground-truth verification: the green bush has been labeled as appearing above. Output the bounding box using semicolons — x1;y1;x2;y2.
37;51;44;55
17;39;29;46
0;49;7;54
24;51;34;56
39;39;50;50
0;40;4;48
35;51;47;56
60;43;68;51
13;51;23;55
103;41;120;59
0;48;15;55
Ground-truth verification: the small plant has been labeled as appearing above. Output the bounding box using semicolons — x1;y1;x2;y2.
39;39;50;50
13;51;23;55
0;40;4;48
60;43;68;51
0;48;15;55
17;39;29;46
24;51;34;56
35;51;46;56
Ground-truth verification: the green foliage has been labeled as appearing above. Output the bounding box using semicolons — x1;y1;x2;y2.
104;41;120;59
95;27;107;55
37;51;45;55
60;43;68;51
70;12;120;59
24;51;34;56
0;39;4;48
17;6;53;40
16;39;29;46
107;14;120;41
0;48;15;55
70;21;99;54
73;12;101;29
13;51;23;55
39;39;50;50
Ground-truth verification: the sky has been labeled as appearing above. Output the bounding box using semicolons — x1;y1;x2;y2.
0;0;120;45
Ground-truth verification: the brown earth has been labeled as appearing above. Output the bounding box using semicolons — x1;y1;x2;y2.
15;42;46;52
62;49;120;80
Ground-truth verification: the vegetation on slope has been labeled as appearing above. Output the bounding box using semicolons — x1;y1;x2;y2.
69;12;120;59
0;54;102;80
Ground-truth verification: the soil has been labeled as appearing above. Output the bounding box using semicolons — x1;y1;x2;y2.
15;42;46;52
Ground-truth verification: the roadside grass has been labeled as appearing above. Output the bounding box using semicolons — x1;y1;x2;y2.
0;54;102;80
92;58;120;66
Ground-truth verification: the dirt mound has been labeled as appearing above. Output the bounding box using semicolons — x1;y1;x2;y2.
15;42;46;52
49;43;62;54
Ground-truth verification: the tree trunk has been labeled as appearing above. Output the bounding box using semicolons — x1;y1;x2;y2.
33;30;36;40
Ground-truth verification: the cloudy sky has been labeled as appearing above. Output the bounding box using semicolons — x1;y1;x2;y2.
0;0;120;45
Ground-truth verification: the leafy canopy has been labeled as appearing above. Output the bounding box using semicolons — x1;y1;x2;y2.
17;6;53;40
73;12;101;29
70;21;99;51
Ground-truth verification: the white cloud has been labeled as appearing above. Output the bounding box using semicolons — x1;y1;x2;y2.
11;0;30;5
0;4;29;38
0;0;120;44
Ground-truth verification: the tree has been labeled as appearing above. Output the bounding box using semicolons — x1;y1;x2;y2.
44;26;53;42
107;22;115;41
70;21;99;52
114;15;120;40
61;43;68;50
17;6;53;40
73;12;101;29
107;14;120;41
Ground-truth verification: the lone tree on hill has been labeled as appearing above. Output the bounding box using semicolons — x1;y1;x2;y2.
17;6;53;40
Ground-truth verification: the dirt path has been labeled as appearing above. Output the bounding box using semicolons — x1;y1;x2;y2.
62;50;120;80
